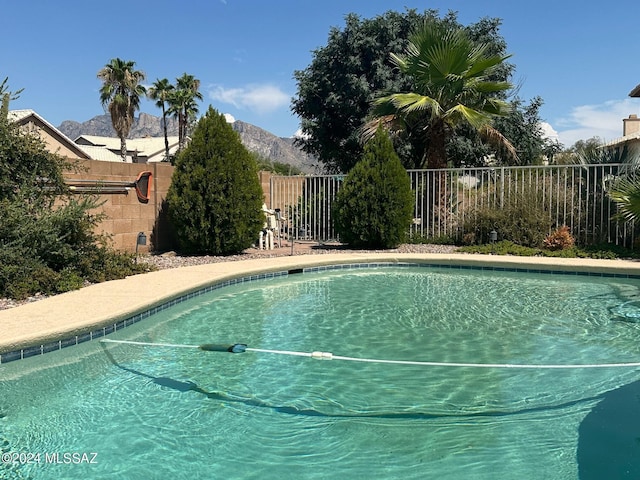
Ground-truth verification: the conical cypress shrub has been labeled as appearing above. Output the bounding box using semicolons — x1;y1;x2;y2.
333;126;413;248
167;107;264;255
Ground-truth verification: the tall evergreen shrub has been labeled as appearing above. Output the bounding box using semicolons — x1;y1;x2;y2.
333;126;413;248
166;107;264;254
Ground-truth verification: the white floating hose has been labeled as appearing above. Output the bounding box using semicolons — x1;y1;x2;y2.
99;339;640;369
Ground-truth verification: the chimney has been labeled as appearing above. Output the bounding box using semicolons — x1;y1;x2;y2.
623;114;640;136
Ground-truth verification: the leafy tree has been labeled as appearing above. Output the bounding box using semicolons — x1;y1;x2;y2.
166;107;264;255
292;9;518;173
0;96;67;202
148;78;175;161
364;19;515;169
555;136;628;166
251;152;303;175
97;58;147;161
490;96;546;165
1;76;23;120
168;73;203;153
333;126;413;248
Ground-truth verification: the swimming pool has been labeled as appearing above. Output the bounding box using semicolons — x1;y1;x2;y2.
2;264;640;479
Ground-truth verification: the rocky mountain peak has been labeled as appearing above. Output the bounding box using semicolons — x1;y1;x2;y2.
57;113;316;173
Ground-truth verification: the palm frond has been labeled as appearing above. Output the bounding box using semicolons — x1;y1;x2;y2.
358;115;403;144
479;125;519;164
607;177;640;222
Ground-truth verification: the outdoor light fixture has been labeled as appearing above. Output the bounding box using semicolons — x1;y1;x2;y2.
490;230;498;243
135;231;147;263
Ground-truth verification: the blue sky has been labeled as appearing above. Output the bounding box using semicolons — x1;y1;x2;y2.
3;0;640;148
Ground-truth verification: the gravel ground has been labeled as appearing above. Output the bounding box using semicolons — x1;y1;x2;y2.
0;243;458;311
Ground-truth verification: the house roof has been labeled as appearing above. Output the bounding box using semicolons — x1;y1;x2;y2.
74;144;123;162
8;109;36;122
630;84;640;97
75;134;179;160
602;131;640;148
8;109;92;159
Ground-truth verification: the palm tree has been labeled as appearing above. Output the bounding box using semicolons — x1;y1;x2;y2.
607;177;640;223
363;21;516;169
168;73;203;152
97;58;146;161
148;78;175;161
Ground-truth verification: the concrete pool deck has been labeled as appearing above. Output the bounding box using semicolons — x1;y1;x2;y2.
1;252;640;358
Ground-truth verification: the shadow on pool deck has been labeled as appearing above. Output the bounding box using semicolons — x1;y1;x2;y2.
578;379;640;479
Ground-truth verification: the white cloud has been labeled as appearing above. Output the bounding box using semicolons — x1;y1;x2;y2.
293;128;308;140
553;98;638;147
223;113;236;123
539;122;559;142
208;84;290;115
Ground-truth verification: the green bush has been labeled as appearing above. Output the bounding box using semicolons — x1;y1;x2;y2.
333;126;413;248
462;186;553;247
458;240;640;260
0;87;152;300
0;195;151;299
166;107;264;255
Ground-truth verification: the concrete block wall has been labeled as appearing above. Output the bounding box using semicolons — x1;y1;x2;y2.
64;161;276;253
63;160;175;253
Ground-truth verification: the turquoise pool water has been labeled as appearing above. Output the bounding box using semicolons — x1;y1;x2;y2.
2;266;640;479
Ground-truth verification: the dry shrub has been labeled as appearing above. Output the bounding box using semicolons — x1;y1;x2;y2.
543;225;575;250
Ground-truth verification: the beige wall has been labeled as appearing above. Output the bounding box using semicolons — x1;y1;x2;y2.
64;162;281;253
64;160;175;253
20;119;89;159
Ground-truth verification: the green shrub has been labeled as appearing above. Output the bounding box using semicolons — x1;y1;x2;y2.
458;240;640;260
0;86;153;300
167;107;264;255
0;201;152;299
333;126;413;248
462;186;553;247
458;240;541;256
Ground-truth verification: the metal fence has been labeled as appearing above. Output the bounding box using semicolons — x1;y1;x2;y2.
270;164;636;247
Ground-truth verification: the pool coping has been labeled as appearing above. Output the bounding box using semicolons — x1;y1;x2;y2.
1;252;640;363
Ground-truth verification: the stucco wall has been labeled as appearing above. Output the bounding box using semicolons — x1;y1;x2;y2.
20;118;89;160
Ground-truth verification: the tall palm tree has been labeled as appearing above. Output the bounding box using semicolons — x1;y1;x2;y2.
168;73;203;152
363;21;516;169
97;58;146;161
148;78;175;161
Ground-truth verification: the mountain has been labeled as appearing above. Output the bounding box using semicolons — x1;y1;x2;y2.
58;113;179;140
57;113;317;173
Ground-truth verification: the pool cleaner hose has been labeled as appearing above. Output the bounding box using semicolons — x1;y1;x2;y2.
99;339;640;369
199;343;247;353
